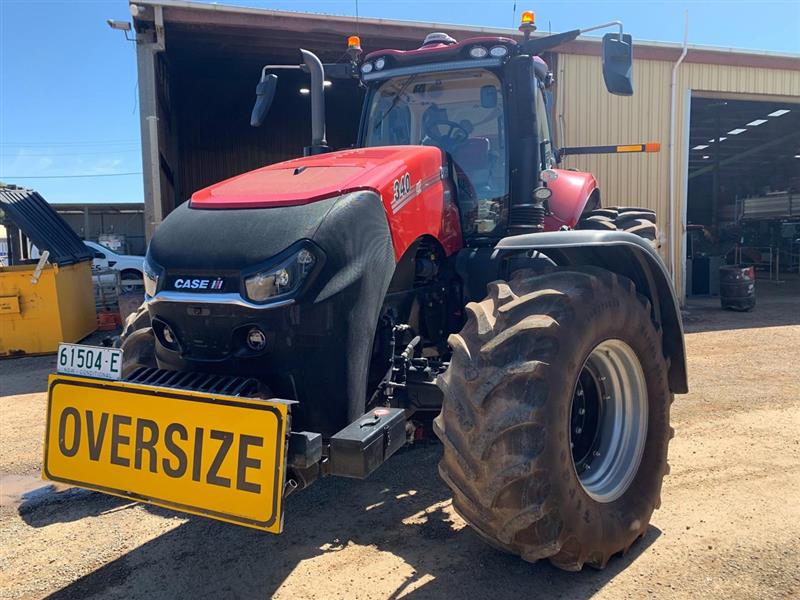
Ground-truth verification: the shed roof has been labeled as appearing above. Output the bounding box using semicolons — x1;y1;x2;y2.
130;0;800;70
0;187;93;266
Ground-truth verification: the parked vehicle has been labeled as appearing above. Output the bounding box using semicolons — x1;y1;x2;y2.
84;240;144;293
44;12;686;572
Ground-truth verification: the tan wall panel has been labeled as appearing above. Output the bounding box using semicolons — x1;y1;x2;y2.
556;55;672;259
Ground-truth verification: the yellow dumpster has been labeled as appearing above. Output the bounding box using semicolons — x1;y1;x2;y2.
0;261;96;356
1;186;97;356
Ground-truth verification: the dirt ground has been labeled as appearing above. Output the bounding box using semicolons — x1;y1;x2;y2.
1;280;798;600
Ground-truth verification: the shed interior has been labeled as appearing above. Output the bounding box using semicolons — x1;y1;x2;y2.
685;96;800;295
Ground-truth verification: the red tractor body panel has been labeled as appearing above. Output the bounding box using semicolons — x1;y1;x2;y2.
190;146;462;261
544;168;598;230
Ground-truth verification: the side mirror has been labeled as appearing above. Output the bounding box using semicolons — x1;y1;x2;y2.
601;33;634;96
480;85;497;108
250;74;278;127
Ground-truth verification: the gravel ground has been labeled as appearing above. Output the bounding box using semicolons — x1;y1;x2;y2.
0;279;798;599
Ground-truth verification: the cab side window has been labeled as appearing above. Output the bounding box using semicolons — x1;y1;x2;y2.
534;81;555;169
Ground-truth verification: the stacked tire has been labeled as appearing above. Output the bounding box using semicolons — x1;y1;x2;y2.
577;207;659;248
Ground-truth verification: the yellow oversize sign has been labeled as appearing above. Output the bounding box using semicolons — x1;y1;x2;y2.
43;375;290;532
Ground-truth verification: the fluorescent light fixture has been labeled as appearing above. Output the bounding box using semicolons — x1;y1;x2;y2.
795;155;800;159
746;119;768;126
693;145;709;150
727;128;747;135
299;88;310;95
707;137;728;143
323;80;332;87
768;109;790;117
702;155;710;159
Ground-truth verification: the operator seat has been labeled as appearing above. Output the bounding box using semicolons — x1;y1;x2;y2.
452;138;491;193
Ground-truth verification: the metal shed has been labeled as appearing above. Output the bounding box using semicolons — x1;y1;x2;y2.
129;0;800;299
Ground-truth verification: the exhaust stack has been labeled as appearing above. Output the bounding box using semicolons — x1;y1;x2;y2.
300;49;328;155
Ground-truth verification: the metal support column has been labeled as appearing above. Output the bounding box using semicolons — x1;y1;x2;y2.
134;5;165;243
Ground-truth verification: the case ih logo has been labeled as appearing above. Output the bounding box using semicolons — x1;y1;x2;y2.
173;277;224;291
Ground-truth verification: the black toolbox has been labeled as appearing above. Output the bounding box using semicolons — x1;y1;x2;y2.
328;407;407;479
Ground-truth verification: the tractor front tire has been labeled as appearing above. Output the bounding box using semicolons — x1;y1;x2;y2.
434;267;673;570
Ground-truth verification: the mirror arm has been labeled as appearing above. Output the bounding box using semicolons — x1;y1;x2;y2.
520;21;624;56
260;64;304;80
580;21;624;36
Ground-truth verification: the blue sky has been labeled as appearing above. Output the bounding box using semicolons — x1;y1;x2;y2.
1;0;798;204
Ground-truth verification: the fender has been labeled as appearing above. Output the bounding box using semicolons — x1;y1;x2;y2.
495;230;688;394
544;168;598;230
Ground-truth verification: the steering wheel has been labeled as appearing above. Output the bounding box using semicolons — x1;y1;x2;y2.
422;109;471;151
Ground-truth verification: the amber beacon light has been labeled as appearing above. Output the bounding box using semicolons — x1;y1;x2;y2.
519;10;537;39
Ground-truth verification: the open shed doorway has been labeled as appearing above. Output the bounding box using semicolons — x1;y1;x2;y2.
685;95;800;296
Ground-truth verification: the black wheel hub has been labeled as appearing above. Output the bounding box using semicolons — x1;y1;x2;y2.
570;367;604;476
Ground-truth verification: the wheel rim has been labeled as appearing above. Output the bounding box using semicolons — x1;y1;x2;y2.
570;339;648;503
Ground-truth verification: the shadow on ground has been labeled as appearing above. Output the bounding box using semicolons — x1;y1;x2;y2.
683;273;799;334
18;485;134;527
38;444;659;600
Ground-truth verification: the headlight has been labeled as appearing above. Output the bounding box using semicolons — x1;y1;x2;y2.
360;62;373;74
489;45;508;57
244;247;317;303
143;258;159;297
374;57;386;70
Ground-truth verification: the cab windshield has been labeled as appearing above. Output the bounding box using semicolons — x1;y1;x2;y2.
364;68;508;236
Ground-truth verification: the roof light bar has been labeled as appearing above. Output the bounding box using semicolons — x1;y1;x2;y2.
361;57;503;81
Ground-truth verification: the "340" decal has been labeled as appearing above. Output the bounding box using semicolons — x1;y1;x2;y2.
392;173;412;203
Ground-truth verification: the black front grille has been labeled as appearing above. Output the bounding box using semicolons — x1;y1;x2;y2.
125;367;260;397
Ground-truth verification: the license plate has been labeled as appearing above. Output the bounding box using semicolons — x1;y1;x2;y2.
43;375;290;532
57;343;122;380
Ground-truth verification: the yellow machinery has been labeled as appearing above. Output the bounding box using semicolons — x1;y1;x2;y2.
0;187;97;356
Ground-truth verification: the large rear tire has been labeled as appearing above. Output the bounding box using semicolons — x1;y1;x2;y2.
434;267;673;570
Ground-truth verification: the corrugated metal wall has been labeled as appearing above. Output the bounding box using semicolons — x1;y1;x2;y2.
556;53;800;298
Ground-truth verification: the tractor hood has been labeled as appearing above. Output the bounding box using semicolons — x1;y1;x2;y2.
190;146;439;210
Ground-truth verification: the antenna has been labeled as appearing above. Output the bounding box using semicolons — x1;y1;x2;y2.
355;0;360;35
512;1;517;29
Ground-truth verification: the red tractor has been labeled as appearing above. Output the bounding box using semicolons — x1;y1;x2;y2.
45;14;686;572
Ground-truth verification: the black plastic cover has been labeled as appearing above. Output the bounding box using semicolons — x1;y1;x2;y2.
146;190;397;437
0;187;93;266
329;407;406;479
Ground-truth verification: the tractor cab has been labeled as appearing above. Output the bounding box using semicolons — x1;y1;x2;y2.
358;34;559;237
250;14;636;240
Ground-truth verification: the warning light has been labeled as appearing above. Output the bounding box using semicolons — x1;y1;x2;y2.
645;142;661;153
347;35;363;62
519;10;537;38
